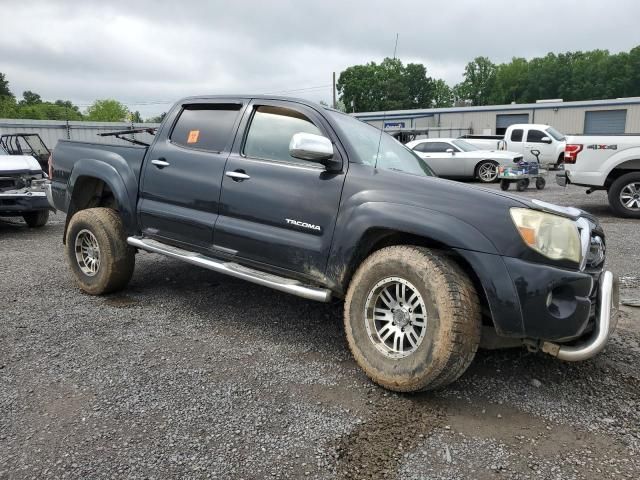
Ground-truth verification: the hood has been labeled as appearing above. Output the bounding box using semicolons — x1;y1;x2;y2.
0;155;43;175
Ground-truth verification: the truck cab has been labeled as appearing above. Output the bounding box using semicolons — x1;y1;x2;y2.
504;124;566;167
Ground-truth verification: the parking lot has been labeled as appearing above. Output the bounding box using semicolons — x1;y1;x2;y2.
1;180;638;479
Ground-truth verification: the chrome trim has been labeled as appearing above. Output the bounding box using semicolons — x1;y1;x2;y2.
45;181;54;208
225;171;251;180
289;132;333;161
542;271;618;361
576;217;591;271
0;191;46;197
127;237;332;302
151;159;170;167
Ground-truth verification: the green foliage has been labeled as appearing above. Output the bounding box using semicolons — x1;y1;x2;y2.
431;79;454;108
130;110;143;123
0;73;12;97
453;57;496;106
85;99;129;122
146;112;167;123
337;58;434;112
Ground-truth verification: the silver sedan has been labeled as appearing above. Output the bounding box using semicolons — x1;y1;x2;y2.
405;138;523;183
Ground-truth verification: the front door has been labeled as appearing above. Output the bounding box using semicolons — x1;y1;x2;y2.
138;101;245;250
417;141;465;177
214;101;346;278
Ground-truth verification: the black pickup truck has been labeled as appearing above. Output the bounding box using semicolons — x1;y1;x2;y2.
47;95;618;392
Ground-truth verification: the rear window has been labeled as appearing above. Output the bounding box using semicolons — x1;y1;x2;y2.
510;129;523;142
171;104;242;152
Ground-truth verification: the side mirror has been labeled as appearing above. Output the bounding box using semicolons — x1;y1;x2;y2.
446;148;455;154
289;132;333;162
541;136;552;144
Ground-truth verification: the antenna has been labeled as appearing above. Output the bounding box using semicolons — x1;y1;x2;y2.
374;33;399;169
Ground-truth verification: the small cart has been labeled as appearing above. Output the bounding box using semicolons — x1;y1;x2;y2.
498;149;547;192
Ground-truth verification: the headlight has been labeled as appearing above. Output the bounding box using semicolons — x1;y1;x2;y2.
510;208;581;263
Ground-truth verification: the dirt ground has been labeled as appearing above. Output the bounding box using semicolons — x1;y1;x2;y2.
1;179;638;479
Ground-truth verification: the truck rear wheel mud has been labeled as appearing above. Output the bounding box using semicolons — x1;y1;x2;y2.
344;246;481;392
22;210;49;228
608;172;640;219
65;208;135;295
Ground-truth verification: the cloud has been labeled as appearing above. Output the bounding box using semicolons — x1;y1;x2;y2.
0;0;638;117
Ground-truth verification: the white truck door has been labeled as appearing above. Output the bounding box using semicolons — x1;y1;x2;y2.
506;127;525;157
524;128;554;164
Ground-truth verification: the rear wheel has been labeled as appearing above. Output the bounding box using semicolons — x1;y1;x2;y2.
22;210;49;228
476;160;499;183
65;207;135;295
344;246;481;392
608;172;640;218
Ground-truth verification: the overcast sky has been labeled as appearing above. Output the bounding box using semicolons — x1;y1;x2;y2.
1;0;639;118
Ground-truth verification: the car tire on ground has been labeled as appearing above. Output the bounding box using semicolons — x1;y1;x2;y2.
608;172;640;219
475;160;499;183
344;245;481;392
65;207;135;295
22;210;49;228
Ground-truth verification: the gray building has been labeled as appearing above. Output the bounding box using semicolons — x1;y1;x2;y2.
354;97;640;137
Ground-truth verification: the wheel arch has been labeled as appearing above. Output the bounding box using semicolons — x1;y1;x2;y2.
604;158;640;188
64;160;137;243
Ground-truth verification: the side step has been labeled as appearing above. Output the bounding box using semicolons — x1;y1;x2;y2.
127;237;332;303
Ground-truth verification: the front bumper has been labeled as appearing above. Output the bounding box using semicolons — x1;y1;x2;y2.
0;190;51;215
542;270;619;361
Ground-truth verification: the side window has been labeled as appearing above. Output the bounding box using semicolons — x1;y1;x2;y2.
171;104;242;152
244;106;322;163
510;129;523;142
526;130;547;143
412;142;430;153
429;142;453;153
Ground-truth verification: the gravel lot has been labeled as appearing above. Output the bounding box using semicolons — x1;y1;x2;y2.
1;180;638;479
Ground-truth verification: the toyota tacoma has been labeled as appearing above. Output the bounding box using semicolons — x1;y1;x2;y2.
47;96;618;392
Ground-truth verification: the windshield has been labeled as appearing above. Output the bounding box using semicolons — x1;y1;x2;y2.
451;139;479;152
330;112;434;177
545;126;565;142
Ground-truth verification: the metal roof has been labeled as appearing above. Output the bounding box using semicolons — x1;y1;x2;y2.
353;97;640;120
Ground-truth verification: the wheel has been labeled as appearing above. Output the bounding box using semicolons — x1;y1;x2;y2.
476;160;499;183
608;172;640;218
22;210;49;228
344;246;481;392
516;179;528;191
535;177;546;190
500;180;510;191
65;207;135;295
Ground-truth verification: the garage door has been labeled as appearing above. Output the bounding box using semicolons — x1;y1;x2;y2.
496;114;529;134
584;110;627;134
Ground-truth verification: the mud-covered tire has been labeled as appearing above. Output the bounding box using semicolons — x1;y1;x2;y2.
65;208;135;295
607;172;640;219
22;210;49;228
344;246;481;392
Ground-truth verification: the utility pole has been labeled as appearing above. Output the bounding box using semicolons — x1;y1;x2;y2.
332;72;336;109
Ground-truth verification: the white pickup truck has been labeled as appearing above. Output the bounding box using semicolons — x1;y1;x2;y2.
556;135;640;218
461;124;566;167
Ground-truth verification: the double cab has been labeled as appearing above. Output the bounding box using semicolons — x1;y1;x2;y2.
48;96;618;391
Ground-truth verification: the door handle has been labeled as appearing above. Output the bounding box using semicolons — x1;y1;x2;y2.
225;170;250;181
151;159;170;168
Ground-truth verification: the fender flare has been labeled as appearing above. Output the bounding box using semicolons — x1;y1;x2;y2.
65;158;138;239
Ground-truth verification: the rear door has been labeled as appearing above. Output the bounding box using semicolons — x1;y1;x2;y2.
214;100;346;277
524;128;554;163
138;101;245;250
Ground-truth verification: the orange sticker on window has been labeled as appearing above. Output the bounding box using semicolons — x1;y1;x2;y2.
187;130;200;143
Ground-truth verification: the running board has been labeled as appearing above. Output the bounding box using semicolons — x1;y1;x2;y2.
127;237;332;303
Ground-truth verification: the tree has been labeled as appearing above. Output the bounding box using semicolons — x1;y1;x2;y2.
86;99;129;122
337;58;436;112
454;57;496;106
431;79;453;108
20;90;42;106
130;110;143;123
146;112;166;123
0;73;12;98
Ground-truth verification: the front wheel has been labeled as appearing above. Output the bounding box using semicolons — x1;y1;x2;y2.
476;161;499;183
516;179;529;191
65;207;135;295
23;210;49;228
500;180;510;191
536;177;546;190
344;246;481;392
608;172;640;218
